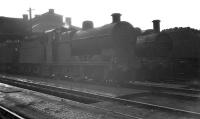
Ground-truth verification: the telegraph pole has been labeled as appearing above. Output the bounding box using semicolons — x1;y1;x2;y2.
27;8;34;32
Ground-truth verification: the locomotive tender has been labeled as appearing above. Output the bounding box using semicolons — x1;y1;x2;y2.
136;20;200;83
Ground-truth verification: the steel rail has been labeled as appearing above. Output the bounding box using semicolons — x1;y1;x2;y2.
0;105;25;119
128;83;200;94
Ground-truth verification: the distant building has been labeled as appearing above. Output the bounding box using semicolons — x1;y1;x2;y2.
0;8;81;36
31;9;64;33
0;16;29;35
0;16;30;41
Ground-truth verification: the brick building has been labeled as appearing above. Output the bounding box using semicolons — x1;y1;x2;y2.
32;9;64;32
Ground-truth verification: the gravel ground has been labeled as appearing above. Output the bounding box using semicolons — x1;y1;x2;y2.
0;84;129;119
0;74;198;119
93;101;197;119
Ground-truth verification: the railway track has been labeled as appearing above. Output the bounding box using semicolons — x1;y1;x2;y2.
0;77;200;119
0;105;26;119
128;82;200;95
125;82;200;102
0;77;141;119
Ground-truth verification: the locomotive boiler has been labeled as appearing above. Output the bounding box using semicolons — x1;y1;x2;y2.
69;13;141;82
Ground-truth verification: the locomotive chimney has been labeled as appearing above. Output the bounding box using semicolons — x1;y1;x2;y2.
65;17;71;27
23;14;28;21
82;20;94;30
152;20;160;32
111;13;121;23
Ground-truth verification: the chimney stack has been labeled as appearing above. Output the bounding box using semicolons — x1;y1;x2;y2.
49;9;54;14
23;14;28;21
111;13;121;23
82;21;94;30
152;20;160;32
65;17;71;27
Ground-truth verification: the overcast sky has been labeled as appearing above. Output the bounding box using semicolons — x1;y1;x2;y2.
0;0;199;30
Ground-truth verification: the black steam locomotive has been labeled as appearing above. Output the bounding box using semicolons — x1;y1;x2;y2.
0;13;141;84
